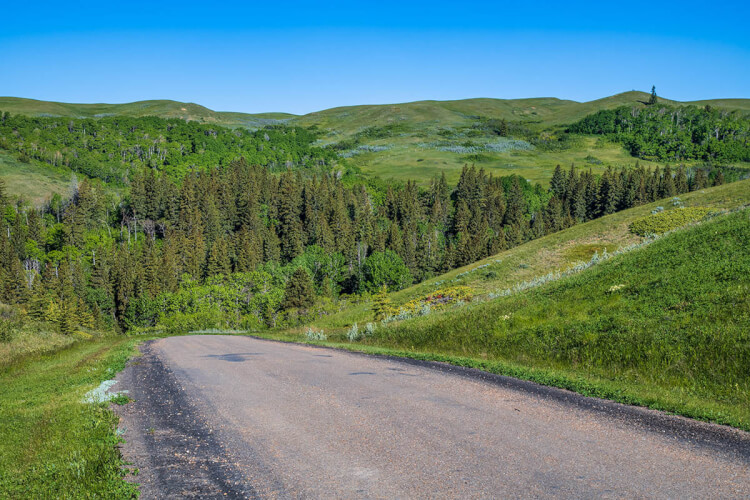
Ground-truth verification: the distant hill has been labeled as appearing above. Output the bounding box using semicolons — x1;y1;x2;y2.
0;97;296;128
2;92;748;132
2;91;748;188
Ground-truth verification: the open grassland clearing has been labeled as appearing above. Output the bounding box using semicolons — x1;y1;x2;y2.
0;150;74;205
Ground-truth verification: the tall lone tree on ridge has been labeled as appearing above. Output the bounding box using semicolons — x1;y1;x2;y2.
648;85;658;105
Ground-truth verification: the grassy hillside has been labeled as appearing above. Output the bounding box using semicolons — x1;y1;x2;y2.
2;91;748;188
0;150;75;204
273;180;750;428
295;91;750;133
307;179;750;330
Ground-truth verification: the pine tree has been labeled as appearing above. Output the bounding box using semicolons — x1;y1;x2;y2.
713;170;725;186
282;267;315;310
277;172;304;261
206;236;231;276
675;166;689;194
549;165;567;201
692;168;708;190
648;85;658;105
660;165;676;198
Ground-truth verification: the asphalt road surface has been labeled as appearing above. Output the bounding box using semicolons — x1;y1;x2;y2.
114;335;750;498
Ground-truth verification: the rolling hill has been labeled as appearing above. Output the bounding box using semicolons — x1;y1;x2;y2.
0;97;296;128
1;91;748;196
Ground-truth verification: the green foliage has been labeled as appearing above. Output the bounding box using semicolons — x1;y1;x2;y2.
0;113;336;183
282;267;315;310
569;104;750;162
360;250;413;293
628;207;716;236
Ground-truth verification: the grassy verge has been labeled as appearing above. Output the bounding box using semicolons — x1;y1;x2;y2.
0;337;140;498
266;208;750;431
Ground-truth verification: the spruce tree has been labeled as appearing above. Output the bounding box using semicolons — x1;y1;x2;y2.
648;85;658;105
206;236;231;277
549;165;567;200
282;267;315;310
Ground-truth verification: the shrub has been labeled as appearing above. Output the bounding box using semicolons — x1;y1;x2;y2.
629;207;716;236
304;327;327;341
360;250;413;293
346;323;360;342
0;319;17;343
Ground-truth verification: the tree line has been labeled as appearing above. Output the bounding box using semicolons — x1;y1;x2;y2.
568;104;750;162
0;112;338;183
0;154;733;335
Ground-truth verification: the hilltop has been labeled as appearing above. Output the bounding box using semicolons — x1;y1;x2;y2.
0;97;295;128
3;91;748;131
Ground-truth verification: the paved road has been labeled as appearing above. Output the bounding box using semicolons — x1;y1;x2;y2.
114;335;750;498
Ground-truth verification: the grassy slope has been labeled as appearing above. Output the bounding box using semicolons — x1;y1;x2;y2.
310;179;750;331
0;150;75;204
295;91;750;132
274;184;750;429
0;337;138;497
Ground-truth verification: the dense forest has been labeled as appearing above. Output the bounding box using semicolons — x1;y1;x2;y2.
0;145;730;335
0;113;337;183
568;104;750;162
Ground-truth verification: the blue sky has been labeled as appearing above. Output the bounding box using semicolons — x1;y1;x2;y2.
2;1;748;114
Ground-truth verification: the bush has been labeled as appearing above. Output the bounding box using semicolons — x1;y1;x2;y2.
360;251;413;293
629;207;716;236
0;304;19;343
304;327;327;341
0;319;17;343
346;323;360;342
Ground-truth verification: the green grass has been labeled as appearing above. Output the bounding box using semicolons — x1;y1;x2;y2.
0;337;139;498
354;209;750;427
344;135;679;185
0;150;74;204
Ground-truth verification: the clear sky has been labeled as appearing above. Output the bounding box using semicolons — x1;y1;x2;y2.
2;0;748;114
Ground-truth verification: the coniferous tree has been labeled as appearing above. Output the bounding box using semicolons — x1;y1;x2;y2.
206;235;231;276
282;267;315;310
